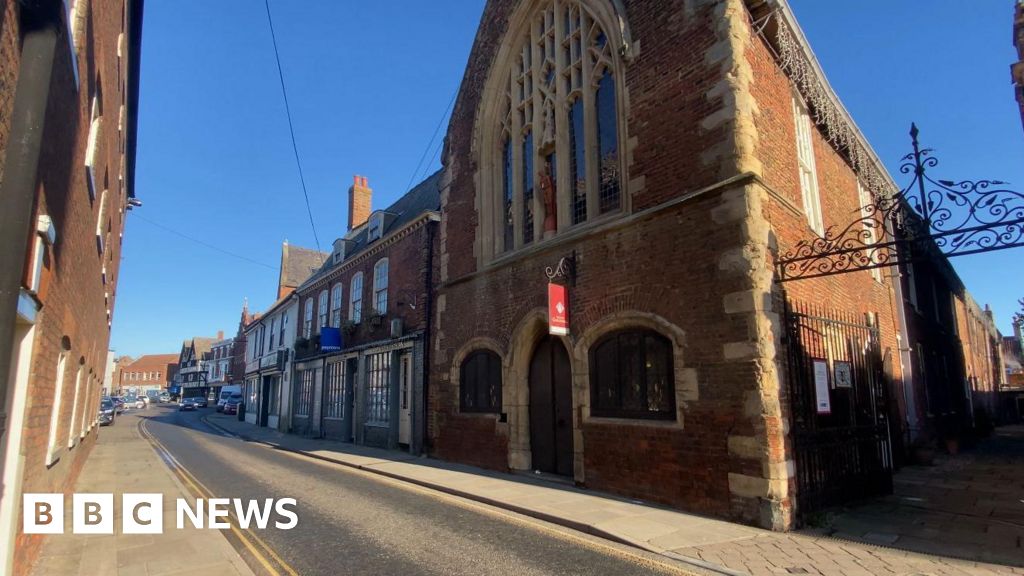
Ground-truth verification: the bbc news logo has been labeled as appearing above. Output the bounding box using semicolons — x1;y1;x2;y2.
24;494;298;534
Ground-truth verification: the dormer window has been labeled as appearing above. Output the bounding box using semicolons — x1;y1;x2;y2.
367;212;384;242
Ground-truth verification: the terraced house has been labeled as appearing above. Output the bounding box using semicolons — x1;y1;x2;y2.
0;0;143;572
429;0;921;530
290;173;440;454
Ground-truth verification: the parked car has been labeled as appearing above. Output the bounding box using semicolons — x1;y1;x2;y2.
216;385;242;412
178;398;197;411
110;397;125;414
98;397;116;426
222;393;243;415
131;397;145;409
159;392;171;403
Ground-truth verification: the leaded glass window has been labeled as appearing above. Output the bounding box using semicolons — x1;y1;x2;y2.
590;329;675;420
489;0;624;257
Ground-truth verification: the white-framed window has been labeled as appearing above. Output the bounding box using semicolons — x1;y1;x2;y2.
303;299;314;339
85;93;102;201
67;366;83;448
46;351;68;466
330;284;343;327
373;259;388;314
318;290;329;331
280;312;287;345
324;361;345;419
368;213;384;241
793;95;823;235
857;181;882;282
366;352;391;425
486;1;624;258
350;272;364;324
269;317;277;350
95;190;108;256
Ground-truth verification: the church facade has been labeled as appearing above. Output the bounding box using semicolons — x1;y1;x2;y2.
429;0;906;530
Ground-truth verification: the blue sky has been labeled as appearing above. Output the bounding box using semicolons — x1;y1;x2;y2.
110;1;1024;357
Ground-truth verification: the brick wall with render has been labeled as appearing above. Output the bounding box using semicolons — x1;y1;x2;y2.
8;1;136;572
430;0;908;530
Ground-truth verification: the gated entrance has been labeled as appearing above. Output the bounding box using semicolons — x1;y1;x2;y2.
784;300;894;518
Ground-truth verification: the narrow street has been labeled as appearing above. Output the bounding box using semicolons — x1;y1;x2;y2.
136;405;698;576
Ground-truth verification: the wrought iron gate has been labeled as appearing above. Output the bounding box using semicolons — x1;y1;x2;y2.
784;301;893;518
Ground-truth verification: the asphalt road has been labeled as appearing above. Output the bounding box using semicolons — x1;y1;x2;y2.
137;405;698;576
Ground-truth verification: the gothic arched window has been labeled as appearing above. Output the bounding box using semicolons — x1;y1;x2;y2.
488;0;625;257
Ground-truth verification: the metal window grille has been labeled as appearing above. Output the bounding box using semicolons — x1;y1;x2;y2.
365;352;391;425
324;361;345;419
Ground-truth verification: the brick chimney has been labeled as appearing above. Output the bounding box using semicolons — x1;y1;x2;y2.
217;330;224;340
348;175;372;231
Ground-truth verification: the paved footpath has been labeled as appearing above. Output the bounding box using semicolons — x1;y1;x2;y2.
206;412;1024;576
31;411;254;576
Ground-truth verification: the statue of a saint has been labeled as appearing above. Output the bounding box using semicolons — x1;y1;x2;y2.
539;160;557;238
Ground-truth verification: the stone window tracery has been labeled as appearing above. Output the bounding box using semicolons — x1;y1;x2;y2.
489;0;626;257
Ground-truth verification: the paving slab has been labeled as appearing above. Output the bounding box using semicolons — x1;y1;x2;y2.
205;412;1024;576
30;414;254;576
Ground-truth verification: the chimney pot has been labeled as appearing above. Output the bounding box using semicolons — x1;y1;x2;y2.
348;174;373;231
217;330;224;340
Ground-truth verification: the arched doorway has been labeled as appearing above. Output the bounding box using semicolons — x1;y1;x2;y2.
529;335;573;476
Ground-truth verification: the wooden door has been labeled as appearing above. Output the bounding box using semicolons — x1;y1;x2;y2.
398;354;412;445
529;336;573;476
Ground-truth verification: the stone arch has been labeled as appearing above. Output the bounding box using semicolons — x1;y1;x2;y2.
504;307;577;472
573;310;692;429
448;336;506;413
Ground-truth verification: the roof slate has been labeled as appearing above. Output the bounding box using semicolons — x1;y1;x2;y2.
302;170;442;287
280;244;329;293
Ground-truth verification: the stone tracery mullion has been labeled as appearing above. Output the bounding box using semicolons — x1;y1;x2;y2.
492;0;622;251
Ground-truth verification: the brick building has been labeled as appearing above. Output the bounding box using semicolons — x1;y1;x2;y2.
116;353;177;396
954;296;1005;428
428;0;916;530
0;0;144;572
244;242;324;430
206;335;234;398
290;173;439;453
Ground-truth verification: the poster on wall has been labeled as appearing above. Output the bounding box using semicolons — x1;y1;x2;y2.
813;358;831;414
834;361;853;389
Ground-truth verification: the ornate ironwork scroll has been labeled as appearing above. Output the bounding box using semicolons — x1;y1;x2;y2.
777;125;1024;282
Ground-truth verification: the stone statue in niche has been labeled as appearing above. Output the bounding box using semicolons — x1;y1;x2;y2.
539;159;557;238
542;99;556;149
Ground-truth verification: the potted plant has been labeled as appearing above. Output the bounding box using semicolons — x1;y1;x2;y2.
341;320;358;336
366;310;385;330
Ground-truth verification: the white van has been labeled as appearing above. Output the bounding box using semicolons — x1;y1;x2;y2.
216;385;242;412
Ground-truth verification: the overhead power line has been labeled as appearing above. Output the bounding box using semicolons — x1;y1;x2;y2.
131;214;276;270
405;88;458;194
263;0;324;262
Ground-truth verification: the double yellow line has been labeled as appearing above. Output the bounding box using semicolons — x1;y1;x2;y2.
138;419;299;576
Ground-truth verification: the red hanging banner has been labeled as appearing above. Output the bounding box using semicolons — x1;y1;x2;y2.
548;283;568;336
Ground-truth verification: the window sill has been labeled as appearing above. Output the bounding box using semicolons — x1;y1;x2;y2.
584;415;682;429
488;211;623;270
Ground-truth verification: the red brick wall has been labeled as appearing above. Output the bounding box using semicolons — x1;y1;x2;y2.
296;220;435;345
431;0;779;524
747;28;905;429
0;0;20;185
11;1;134;572
431;0;908;529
